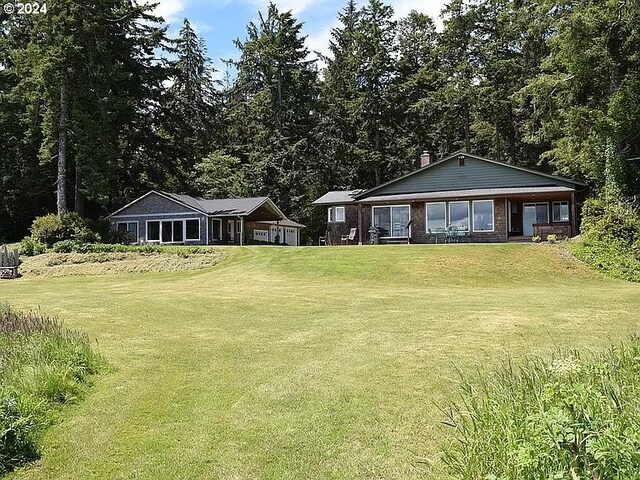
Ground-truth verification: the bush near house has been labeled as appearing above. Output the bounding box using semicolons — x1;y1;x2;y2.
0;305;104;473
570;198;640;282
442;337;640;479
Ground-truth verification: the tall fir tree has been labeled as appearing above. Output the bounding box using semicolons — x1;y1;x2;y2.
225;3;320;218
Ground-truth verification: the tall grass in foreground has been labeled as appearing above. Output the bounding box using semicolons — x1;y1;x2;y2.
0;305;104;474
441;338;640;479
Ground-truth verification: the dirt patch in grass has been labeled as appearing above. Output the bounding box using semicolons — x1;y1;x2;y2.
19;251;223;277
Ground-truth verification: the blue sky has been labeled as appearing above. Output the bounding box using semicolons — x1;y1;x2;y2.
154;0;448;77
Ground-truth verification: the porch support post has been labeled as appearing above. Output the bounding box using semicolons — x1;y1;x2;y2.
206;216;209;245
239;216;244;246
570;191;577;237
277;219;280;244
504;197;508;241
358;203;363;245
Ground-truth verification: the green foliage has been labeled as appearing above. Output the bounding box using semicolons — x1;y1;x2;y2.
442;338;640;479
19;237;47;257
581;198;640;246
49;242;214;256
195;150;249;199
572;197;640;282
570;238;640;283
0;305;103;473
547;234;557;244
30;213;100;248
531;235;541;243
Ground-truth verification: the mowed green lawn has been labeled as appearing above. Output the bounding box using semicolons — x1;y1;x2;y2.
2;244;640;479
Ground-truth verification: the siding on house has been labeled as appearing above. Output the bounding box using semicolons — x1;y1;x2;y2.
362;155;576;198
112;192;201;216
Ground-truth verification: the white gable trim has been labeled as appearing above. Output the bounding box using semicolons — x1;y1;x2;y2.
107;190;206;218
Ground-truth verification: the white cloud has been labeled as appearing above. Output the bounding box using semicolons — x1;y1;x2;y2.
153;0;187;22
246;0;328;15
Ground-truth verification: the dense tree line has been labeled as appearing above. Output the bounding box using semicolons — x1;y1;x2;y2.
1;0;639;242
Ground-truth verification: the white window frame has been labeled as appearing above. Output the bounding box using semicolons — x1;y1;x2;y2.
472;200;495;233
372;204;411;239
236;220;242;234
425;202;447;233
116;221;139;243
146;220;161;242
145;218;200;243
448;201;470;231
552;201;570;223
328;206;346;223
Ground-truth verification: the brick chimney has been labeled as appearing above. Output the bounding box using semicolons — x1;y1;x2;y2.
420;151;432;168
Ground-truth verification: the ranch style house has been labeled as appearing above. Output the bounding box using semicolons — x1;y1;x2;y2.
313;151;587;245
107;191;304;246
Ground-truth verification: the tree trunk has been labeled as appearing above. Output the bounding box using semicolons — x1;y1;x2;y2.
74;159;84;216
57;83;69;215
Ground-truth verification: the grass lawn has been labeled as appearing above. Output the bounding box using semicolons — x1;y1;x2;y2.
1;244;640;479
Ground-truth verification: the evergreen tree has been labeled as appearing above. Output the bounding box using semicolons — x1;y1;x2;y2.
163;19;221;193
225;3;320;218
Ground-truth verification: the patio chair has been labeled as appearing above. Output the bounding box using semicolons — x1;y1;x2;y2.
446;225;459;243
319;231;330;246
341;228;357;245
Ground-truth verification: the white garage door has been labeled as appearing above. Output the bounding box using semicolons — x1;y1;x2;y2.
285;227;298;246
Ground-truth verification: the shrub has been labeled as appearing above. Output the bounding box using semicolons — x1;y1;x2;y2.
570;238;640;282
30;213;101;247
0;305;103;473
19;237;47;256
52;240;79;253
531;235;541;243
547;234;557;244
581;198;640;246
441;338;640;479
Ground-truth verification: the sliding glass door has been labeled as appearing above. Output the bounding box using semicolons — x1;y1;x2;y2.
523;203;549;236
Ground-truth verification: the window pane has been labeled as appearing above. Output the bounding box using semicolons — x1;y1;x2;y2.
186;220;200;240
117;223;127;232
128;223;138;243
147;221;160;241
391;206;409;237
236;221;241;233
335;207;345;222
426;203;446;232
173;221;184;242
328;208;333;223
449;202;470;230
553;202;569;222
536;204;549;223
473;200;494;232
161;221;173;242
373;207;391;237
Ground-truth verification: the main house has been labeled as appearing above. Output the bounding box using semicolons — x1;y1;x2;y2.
313;151;586;245
107;191;304;246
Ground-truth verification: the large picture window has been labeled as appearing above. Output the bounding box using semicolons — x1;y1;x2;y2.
146;219;200;243
472;200;494;232
449;201;470;231
552;201;569;222
373;205;410;238
426;203;446;232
